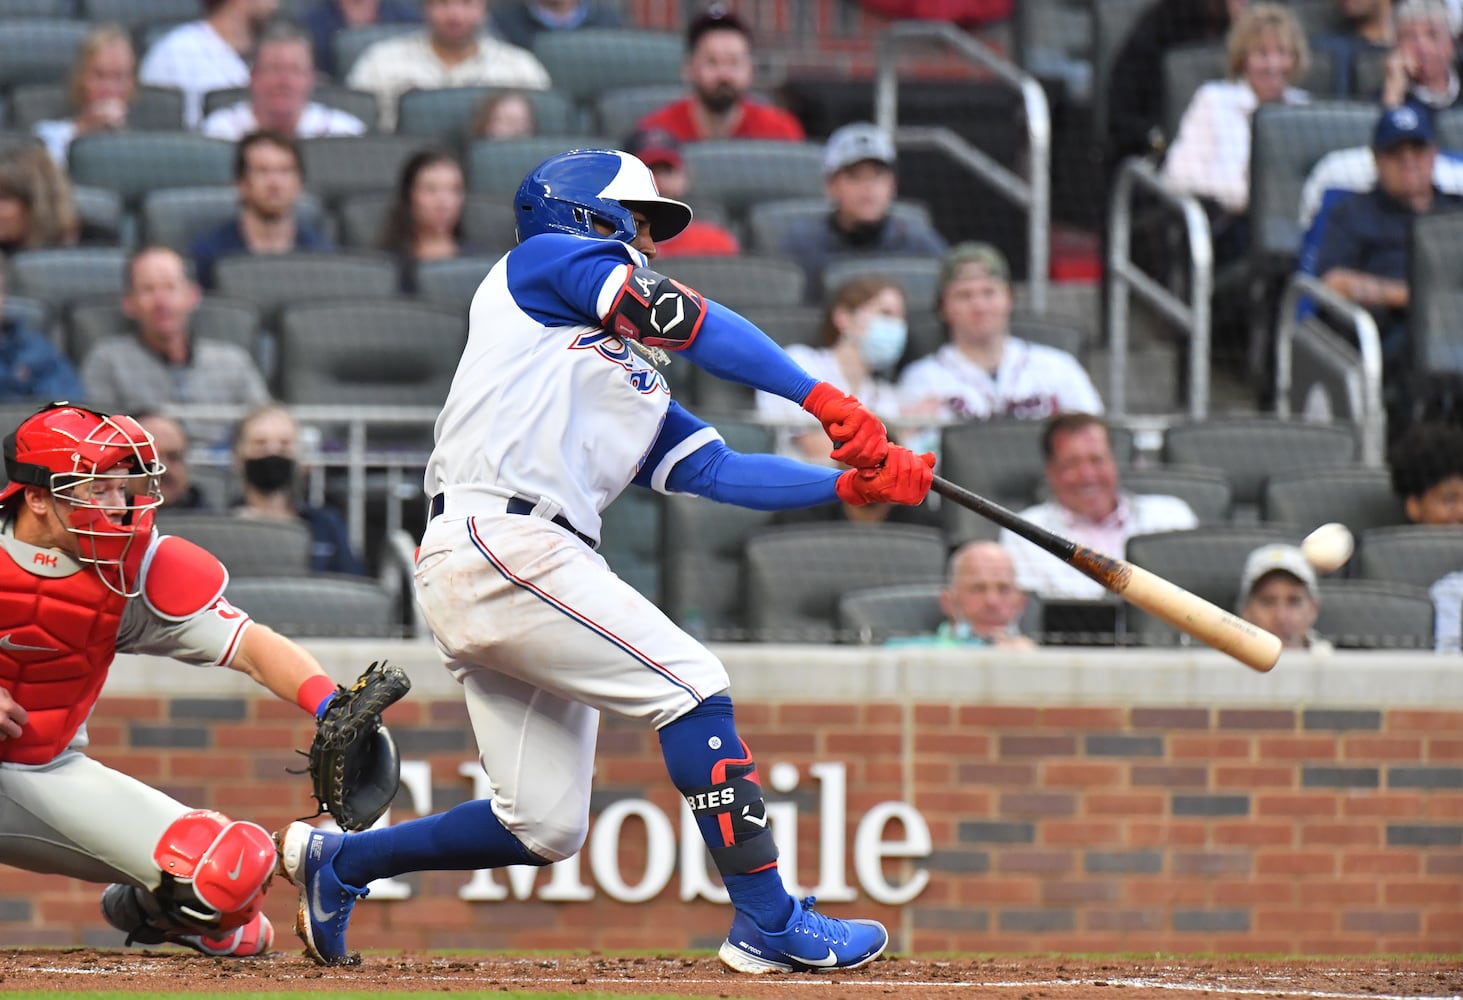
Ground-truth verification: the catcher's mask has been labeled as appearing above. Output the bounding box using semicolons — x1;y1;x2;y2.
1;402;163;597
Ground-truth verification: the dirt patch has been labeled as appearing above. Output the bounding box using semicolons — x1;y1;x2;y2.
0;949;1460;998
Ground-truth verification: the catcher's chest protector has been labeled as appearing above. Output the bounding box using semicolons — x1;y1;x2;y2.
0;549;126;765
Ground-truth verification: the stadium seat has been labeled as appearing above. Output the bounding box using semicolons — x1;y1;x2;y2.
1109;465;1234;525
533;28;683;109
655;255;806;309
80;0;197;29
1261;465;1406;535
1008;316;1090;360
1160;417;1358;508
9;83;184;131
838;582;945;645
9;246;127;311
275;299;464;407
1123;525;1297;645
819;254;943;309
1162;42;1336;140
140;185;328;253
413;256;497;312
396;85;577;141
71;185;124;245
598;489;662;602
335;191;516;253
156;513;312;577
299;134;429;206
593;83;688;143
68;132;234;208
743;524;946;642
681;141;826;221
332;22;419;81
213;253;399;323
465;135;603;195
1356;525;1463;589
660;494;776;639
0;18;90;92
225;574;401;638
1089;0;1156;148
1315;579;1435;649
0;0;75;16
1;295;51;340
745;197;935;256
69;297;261;368
202;84;379;131
1408;211;1463;380
736;304;823;348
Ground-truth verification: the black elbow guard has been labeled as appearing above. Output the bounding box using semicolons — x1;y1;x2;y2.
606;265;707;350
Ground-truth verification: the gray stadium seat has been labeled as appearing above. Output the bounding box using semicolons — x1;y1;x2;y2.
2;295;51;340
656;255;806;309
397;85;577;141
939;419;1136;545
661;494;776;639
8;83;185;131
1315;579;1435;650
746;197;934;256
299;134;429;206
0;0;75;15
9;247;127;311
140;186;328;253
1124;525;1298;645
744;524;947;642
1162;43;1336;139
1090;0;1158;146
1356;525;1463;588
838;582;945;645
332;23;419;80
275;299;464;407
737;304;823;348
335;191;518;253
1009;317;1090;360
225;574;401;638
156;513;312;577
465;135;603;195
1409;212;1463;379
594;83;687;142
682;141;826;221
69;297;261;368
819;255;944;309
213;253;400;322
1262;466;1406;535
1112;465;1234;525
68;132;234;208
413;256;497;312
533;28;683;108
1161;417;1358;508
71;185;124;245
598;489;661;601
0;18;90;91
80;0;197;28
202;84;379;131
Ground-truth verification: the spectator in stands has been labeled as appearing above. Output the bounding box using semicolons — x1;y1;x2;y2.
0;267;83;402
80;247;270;448
347;0;551;131
1388;420;1463;524
1429;566;1462;651
381;148;478;291
135;411;212;509
33;25;138;168
1107;0;1245;167
1237;543;1334;652
623;128;739;257
301;0;421;79
999;412;1198;601
756;274;909;463
637;5;805;142
190;131;335;289
777;122;947;299
490;0;623;50
0;147;80;256
470;89;538;138
140;0;278;130
1312;0;1394;96
885;541;1036;649
1161;3;1310;256
898;242;1101;425
1380;0;1461;112
230;403;367;575
1315;105;1463;391
202;22;368;141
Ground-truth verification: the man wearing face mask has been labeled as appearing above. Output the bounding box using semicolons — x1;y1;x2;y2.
230;404;366;575
778;122;948;302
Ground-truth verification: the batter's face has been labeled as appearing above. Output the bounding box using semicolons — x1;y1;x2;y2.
1045;423;1119;523
1242;573;1318;648
593;209;656;257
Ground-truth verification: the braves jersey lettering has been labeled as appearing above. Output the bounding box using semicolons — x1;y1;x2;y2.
569;330;670;396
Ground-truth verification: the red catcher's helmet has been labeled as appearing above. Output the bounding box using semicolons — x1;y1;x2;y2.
1;402;163;596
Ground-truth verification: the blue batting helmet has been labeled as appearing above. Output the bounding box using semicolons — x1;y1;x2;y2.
514;149;692;245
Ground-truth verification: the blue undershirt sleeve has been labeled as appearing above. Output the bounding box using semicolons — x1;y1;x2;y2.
678;300;819;404
665;441;841;510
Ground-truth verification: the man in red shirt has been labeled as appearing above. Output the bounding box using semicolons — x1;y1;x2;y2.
637;4;804;142
624;128;740;257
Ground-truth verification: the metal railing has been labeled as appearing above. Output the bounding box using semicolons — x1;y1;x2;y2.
1273;272;1386;466
873;20;1051;313
1105;156;1213;420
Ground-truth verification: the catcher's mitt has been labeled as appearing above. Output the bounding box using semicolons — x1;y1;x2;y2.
302;661;411;831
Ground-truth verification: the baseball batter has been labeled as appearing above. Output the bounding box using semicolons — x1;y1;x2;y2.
274;150;935;973
0;404;348;956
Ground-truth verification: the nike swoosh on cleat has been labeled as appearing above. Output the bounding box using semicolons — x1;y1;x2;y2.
310;880;338;923
798;949;840;968
227;849;246;880
0;634;58;652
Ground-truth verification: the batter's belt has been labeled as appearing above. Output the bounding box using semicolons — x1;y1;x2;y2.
429;491;598;550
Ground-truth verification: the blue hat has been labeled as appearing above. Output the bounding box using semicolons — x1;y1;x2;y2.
1373;105;1434;152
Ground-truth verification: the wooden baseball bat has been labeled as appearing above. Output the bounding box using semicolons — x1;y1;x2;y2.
932;475;1282;673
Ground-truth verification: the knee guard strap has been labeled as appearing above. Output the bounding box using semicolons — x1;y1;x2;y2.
154;809;276;932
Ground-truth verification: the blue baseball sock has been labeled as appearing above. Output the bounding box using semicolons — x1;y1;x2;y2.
659;694;794;932
332;799;545;886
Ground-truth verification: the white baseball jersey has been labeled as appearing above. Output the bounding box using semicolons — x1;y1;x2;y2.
897;338;1104;421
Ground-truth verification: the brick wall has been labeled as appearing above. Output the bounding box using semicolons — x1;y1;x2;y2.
5;644;1459;957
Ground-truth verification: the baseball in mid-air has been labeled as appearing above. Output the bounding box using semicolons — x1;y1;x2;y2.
1301;522;1354;573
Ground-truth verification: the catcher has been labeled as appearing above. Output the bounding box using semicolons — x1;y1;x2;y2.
0;403;406;957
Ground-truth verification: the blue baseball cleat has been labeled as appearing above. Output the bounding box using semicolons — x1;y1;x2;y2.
718;896;888;974
274;821;369;966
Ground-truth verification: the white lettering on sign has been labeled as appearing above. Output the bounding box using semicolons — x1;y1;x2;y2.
364;759;933;906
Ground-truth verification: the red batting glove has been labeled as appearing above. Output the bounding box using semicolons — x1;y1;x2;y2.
835;447;936;506
801;381;890;468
